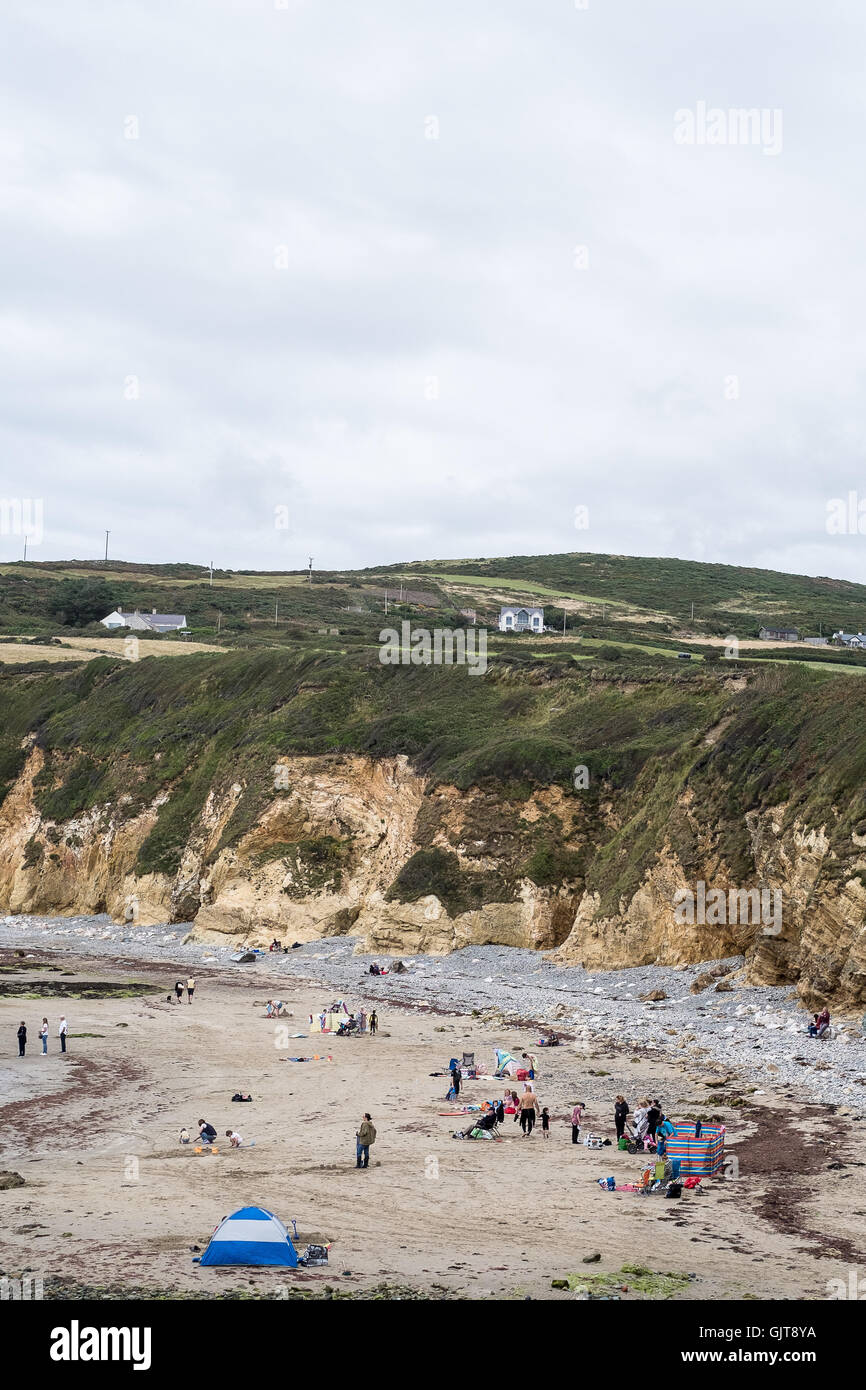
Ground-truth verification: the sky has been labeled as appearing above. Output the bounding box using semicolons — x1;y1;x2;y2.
2;0;866;581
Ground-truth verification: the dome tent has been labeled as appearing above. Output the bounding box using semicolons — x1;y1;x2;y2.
200;1206;298;1267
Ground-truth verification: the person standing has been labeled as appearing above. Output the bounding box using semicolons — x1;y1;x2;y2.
358;1008;367;1033
646;1099;662;1140
449;1064;461;1101
541;1107;551;1140
186;976;195;1004
519;1088;539;1137
58;1016;68;1054
17;1021;27;1057
571;1102;585;1144
356;1113;376;1169
174;980;184;1003
368;1011;378;1035
656;1114;675;1157
614;1095;629;1141
40;1017;49;1055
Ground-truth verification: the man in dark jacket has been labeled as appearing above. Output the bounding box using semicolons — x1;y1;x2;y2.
17;1021;27;1057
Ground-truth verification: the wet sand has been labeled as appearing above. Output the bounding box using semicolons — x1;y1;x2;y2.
1;949;863;1301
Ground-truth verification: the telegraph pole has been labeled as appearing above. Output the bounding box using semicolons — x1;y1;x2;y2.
209;561;213;587
23;536;27;562
104;530;110;564
308;556;313;586
384;589;389;615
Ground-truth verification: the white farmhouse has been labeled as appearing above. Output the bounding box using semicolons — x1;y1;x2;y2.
101;608;188;634
498;604;544;634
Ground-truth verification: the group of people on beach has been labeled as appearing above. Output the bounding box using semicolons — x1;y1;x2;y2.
174;978;196;1004
16;1015;68;1056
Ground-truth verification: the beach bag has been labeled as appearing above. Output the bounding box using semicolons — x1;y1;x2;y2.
516;1069;529;1081
617;1137;628;1151
665;1182;682;1199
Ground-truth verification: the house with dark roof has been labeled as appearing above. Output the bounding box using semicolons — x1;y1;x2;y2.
101;608;188;634
758;625;798;642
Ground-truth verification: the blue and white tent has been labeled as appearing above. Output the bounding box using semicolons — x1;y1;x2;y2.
200;1206;298;1267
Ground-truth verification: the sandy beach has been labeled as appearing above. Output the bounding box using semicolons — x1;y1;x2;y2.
1;938;863;1302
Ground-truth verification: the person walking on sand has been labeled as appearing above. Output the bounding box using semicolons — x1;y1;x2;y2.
186;976;195;1004
571;1102;586;1145
519;1088;540;1137
58;1016;68;1054
369;1011;378;1035
541;1106;551;1140
614;1095;629;1141
175;980;184;1003
356;1113;376;1169
17;1021;27;1057
40;1017;49;1055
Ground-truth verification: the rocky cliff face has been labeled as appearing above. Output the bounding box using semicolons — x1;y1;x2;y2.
1;746;864;1008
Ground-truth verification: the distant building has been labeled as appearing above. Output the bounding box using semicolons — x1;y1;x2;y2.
832;631;866;648
801;636;828;646
101;608;187;634
758;625;798;642
498;605;544;634
459;608;477;624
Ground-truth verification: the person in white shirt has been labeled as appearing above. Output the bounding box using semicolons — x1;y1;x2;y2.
225;1130;242;1148
40;1017;49;1055
58;1016;68;1054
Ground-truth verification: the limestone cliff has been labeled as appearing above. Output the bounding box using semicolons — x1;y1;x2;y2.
1;741;864;1008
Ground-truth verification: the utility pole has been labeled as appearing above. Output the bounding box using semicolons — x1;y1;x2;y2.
209;561;213;587
274;600;278;626
104;530;110;564
690;600;694;622
562;609;566;635
216;611;221;635
308;556;313;586
23;536;27;562
384;589;389;615
399;580;404;602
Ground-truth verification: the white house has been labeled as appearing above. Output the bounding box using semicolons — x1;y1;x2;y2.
498;604;544;634
832;630;866;648
101;608;188;634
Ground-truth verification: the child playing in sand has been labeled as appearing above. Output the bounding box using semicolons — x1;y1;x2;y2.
179;1127;190;1144
541;1107;550;1139
226;1130;242;1148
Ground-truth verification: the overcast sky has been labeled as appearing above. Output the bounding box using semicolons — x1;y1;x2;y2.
2;1;865;581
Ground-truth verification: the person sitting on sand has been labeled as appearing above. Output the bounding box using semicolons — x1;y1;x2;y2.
225;1130;242;1148
179;1127;191;1144
198;1119;217;1145
810;1007;831;1038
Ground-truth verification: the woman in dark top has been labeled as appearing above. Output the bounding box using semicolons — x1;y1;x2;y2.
17;1021;27;1057
614;1095;629;1139
646;1101;662;1138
